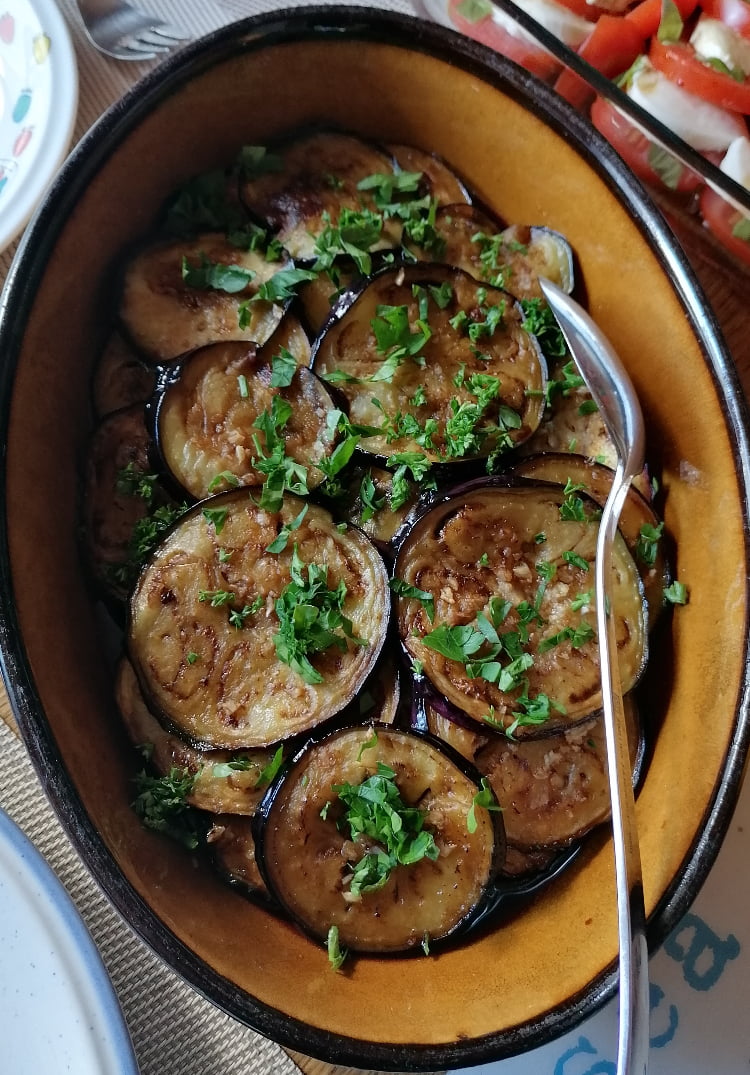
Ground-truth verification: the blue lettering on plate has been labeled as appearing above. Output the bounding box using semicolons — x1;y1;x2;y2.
664;912;740;991
649;981;679;1048
553;1035;616;1075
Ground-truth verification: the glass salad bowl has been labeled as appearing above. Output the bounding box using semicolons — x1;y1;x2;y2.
416;0;750;275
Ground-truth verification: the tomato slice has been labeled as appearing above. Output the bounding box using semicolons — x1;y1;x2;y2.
447;0;561;81
590;95;706;192
624;0;699;38
554;15;646;108
700;0;750;40
649;38;750;113
700;185;750;264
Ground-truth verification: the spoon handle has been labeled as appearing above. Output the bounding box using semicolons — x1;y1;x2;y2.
597;465;650;1075
538;279;650;1074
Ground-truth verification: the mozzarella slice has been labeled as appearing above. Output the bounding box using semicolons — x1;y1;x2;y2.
719;135;750;188
690;16;750;78
492;0;591;48
627;58;747;153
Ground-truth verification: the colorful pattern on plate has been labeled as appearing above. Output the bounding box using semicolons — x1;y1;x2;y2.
0;0;76;251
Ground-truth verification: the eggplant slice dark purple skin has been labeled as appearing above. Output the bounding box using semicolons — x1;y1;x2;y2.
82;402;187;605
508;453;671;627
254;722;505;954
92;330;156;419
387;144;473;207
127;490;390;750
118;232;291;363
238;129;402;261
151;337;337;502
116;656;278;816
404;203;575;300
473;695;645;851
310;262;547;466
394;479;648;738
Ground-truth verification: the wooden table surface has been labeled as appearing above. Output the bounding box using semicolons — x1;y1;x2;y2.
0;213;746;1075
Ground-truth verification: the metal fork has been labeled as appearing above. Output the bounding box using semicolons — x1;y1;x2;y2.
540;278;650;1075
74;0;191;61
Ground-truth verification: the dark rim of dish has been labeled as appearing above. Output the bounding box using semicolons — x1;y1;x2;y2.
1;6;750;1070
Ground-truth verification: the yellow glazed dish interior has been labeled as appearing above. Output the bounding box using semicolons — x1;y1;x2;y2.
1;7;748;1069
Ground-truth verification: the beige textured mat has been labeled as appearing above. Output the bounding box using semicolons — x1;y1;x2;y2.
0;719;300;1075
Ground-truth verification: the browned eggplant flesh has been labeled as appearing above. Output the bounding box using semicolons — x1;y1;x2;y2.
116;657;280;815
255;724;503;953
84;131;683;963
119;234;290;363
474;695;644;850
395;482;647;735
127;491;390;749
154;337;337;500
312;263;546;464
404;203;575;300
510;454;671;625
239;131;406;261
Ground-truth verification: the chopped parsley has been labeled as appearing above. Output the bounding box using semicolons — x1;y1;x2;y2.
389;578;435;621
265;503;309;554
330;759;439;900
181;253;255;294
635;521;664;567
115;462;158;502
664;580;688;605
327;925;348;971
251;397;309;510
132;767;204;849
272;547;367;684
467;777;502;834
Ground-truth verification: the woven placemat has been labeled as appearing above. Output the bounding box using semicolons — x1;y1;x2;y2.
0;718;301;1075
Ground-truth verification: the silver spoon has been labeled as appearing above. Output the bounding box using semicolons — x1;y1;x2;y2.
539;278;650;1075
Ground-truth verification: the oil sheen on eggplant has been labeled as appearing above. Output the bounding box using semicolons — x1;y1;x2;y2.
154;335;336;500
395;482;647;735
509;453;671;625
127;491;390;749
86;129;678;962
238;130;402;261
404;203;575;299
116;657;276;815
311;263;546;463
255;723;503;953
119;234;289;362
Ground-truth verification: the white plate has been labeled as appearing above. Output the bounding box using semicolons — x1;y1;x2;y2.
0;806;140;1074
0;0;77;252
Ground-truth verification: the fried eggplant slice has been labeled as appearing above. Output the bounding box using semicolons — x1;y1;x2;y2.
394;482;647;736
92;331;156;418
119;233;290;362
208;816;269;899
116;657;278;815
387;144;471;206
509;454;670;624
83;404;184;600
154;335;336;501
475;696;643;850
404;204;574;298
333;464;421;548
128;492;390;749
424;700;489;762
255;724;503;953
238;130;401;261
312;263;546;464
